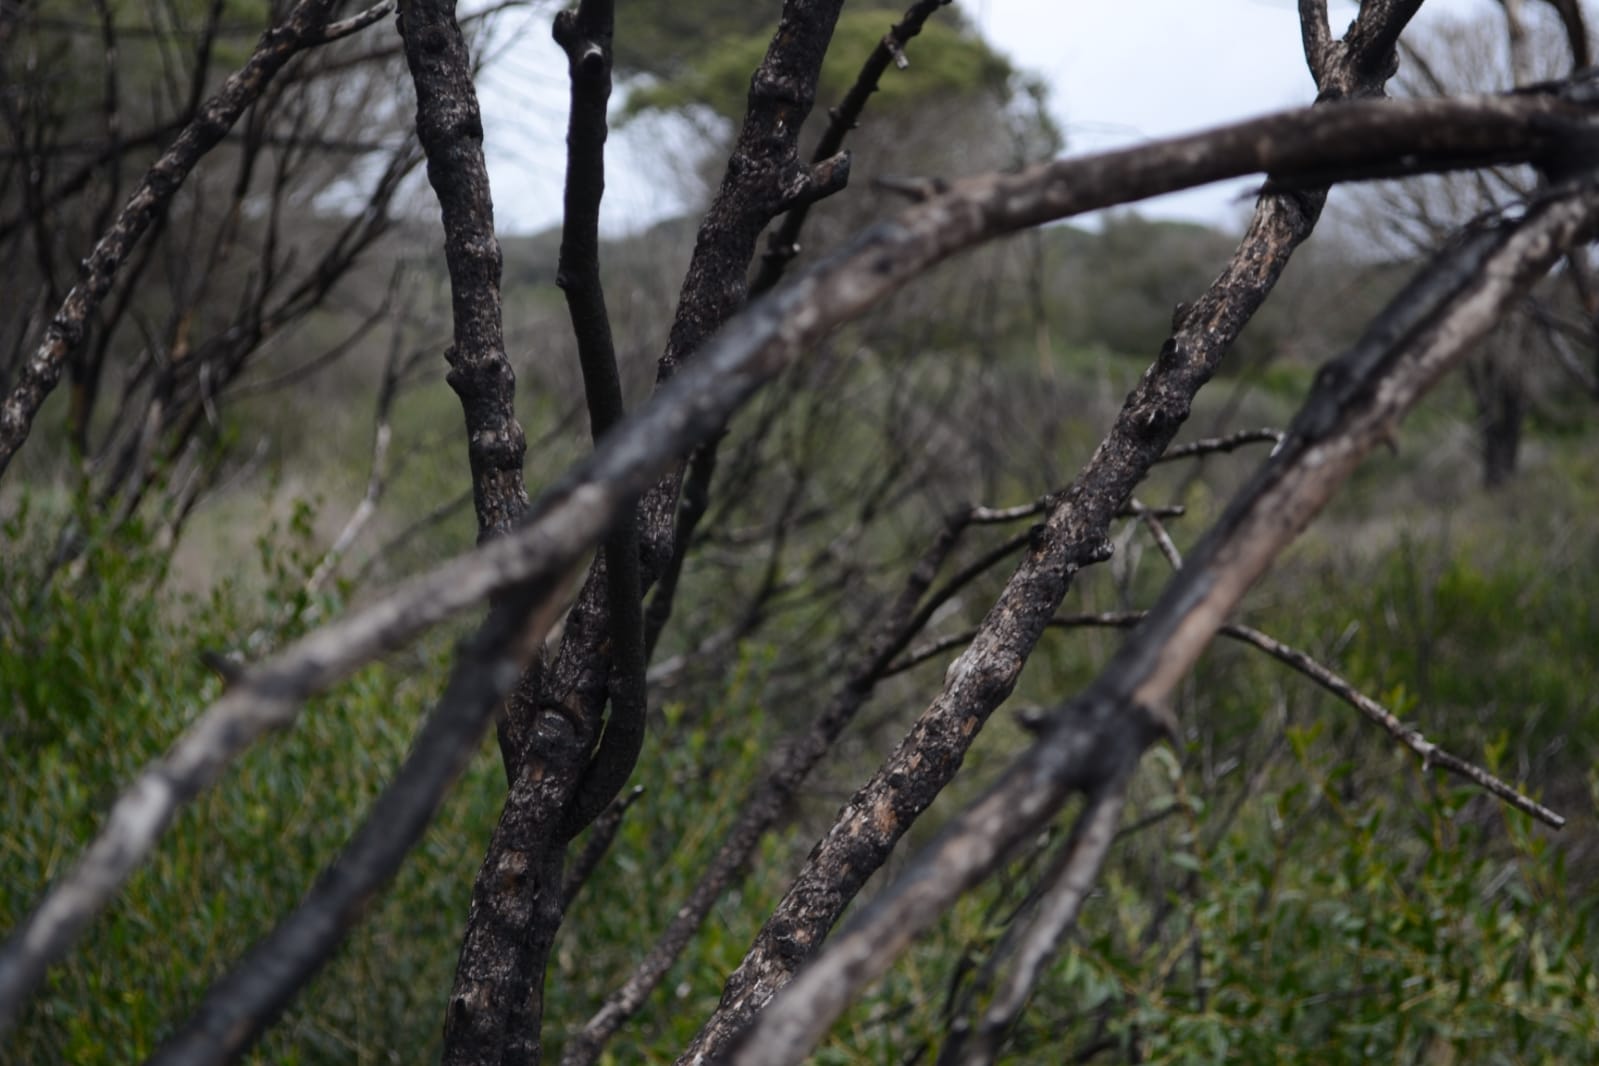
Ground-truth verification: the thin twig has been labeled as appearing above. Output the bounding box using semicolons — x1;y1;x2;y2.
641;0;954;656
6;71;1581;1034
722;177;1594;1066
947;782;1131;1066
0;0;358;477
1130;499;1183;571
1155;428;1284;463
558;506;974;1066
563;785;645;907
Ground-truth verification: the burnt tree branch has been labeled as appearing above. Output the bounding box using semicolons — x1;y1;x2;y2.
1;80;1587;1037
443;4;851;1060
726;174;1599;1066
142;566;576;1066
550;0;647;843
398;0;528;543
645;0;956;664
559;506;975;1066
0;0;360;479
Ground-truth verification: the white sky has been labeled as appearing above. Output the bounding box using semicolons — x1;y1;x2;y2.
478;0;1504;235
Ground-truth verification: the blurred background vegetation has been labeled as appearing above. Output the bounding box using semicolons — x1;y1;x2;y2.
3;0;1597;1062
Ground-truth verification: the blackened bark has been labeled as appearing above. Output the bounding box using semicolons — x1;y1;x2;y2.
726;168;1599;1066
560;508;973;1066
679;186;1328;1066
443;6;848;1061
679;6;1431;1059
636;0;850;578
747;0;952;297
550;0;647;842
645;0;953;657
398;0;528;543
8;53;1583;1048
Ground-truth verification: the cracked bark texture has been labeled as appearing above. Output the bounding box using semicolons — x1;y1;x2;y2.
678;7;1429;1060
398;0;528;543
441;4;846;1063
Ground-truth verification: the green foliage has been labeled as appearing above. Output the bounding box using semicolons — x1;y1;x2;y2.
609;1;967;85
1;503;500;1064
542;650;801;1062
966;449;1599;1064
622;10;1014;124
1046;760;1598;1064
0;514;813;1063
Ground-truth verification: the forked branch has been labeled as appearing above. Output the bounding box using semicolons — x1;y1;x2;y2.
723;179;1599;1066
2;83;1589;1035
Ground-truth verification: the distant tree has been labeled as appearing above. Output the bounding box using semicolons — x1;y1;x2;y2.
1351;0;1599;487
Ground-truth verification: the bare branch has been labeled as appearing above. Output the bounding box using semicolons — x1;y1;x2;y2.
304;283;409;596
448;4;854;1057
1155;428;1284;463
3;82;1589;1035
945;783;1131;1066
640;0;957;660
679;47;1518;1065
1299;0;1334;88
748;0;953;296
549;0;647;841
562;786;646;907
1042;611;1564;828
968;498;1049;524
144;566;577;1066
1130;499;1184;571
399;0;527;541
312;0;393;43
0;0;355;479
1340;0;1427;88
560;507;974;1066
1221;621;1566;827
724;178;1599;1066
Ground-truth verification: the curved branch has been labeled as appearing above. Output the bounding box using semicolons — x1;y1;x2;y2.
724;177;1599;1066
550;0;647;842
2;83;1590;1034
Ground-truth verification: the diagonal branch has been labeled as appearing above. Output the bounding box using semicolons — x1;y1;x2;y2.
559;504;975;1066
941;782;1132;1066
723;176;1599;1066
1040;612;1564;828
0;0;363;479
672;17;1451;1057
748;0;953;296
443;5;852;1059
1154;427;1283;463
2;78;1587;1035
549;0;646;842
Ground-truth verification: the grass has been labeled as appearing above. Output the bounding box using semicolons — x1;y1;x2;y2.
5;218;1598;1063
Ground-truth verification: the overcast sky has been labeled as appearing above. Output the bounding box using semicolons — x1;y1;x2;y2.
477;0;1505;235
